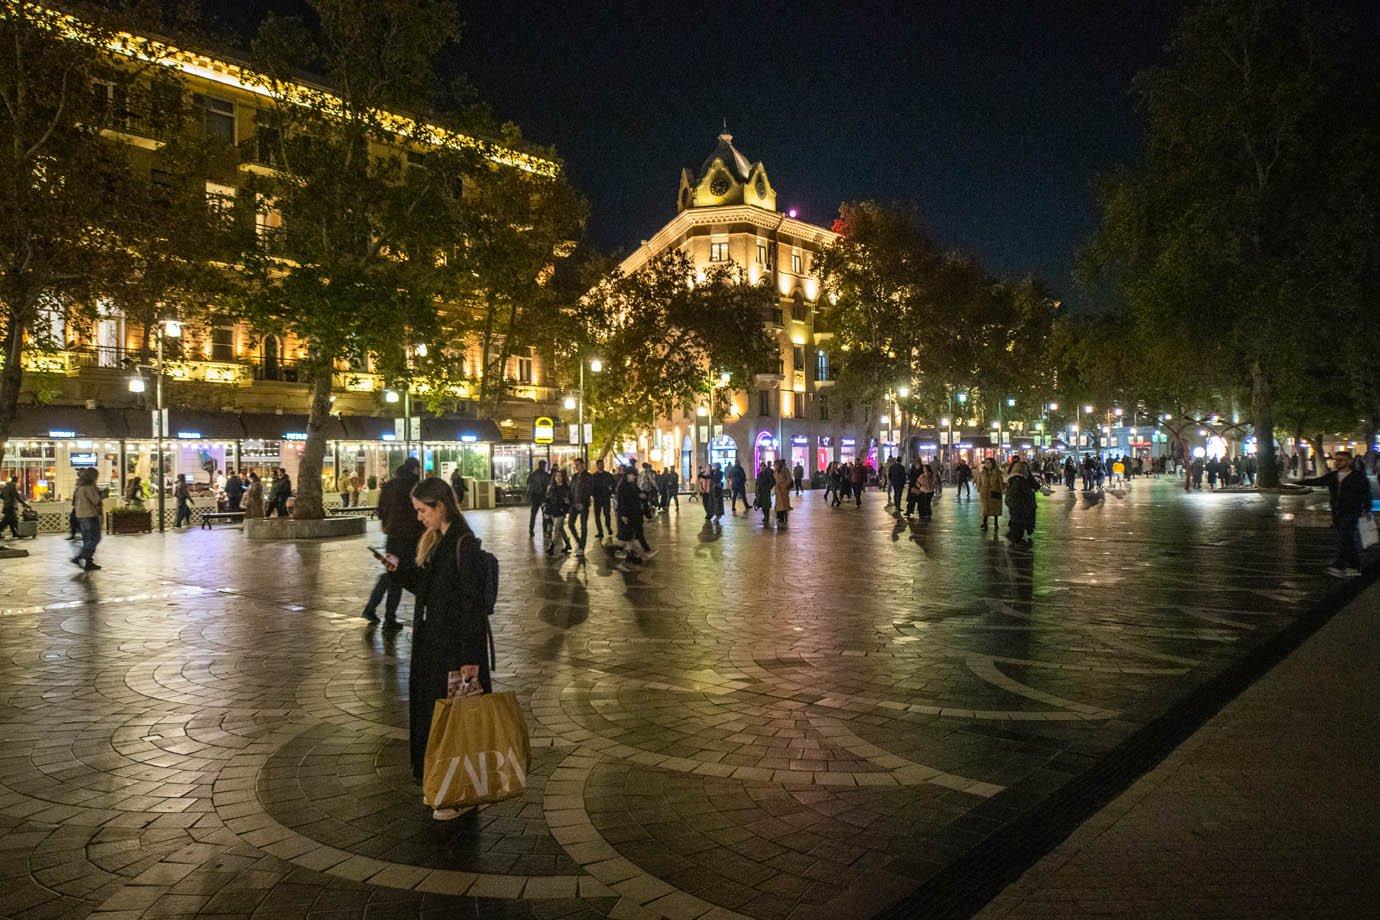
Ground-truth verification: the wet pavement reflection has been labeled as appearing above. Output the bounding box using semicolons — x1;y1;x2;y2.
0;479;1347;919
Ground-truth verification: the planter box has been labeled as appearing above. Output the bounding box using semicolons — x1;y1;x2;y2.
106;509;153;534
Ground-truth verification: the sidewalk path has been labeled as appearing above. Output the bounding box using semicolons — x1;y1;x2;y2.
974;582;1380;919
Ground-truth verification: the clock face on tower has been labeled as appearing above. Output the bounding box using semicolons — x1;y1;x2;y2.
755;176;766;198
710;175;730;196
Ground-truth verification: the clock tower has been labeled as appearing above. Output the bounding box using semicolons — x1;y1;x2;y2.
677;130;776;213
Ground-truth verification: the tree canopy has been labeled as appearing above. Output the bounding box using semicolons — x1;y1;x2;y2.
573;251;779;460
1080;0;1380;483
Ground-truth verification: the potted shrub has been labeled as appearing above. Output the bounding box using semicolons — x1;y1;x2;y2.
106;502;153;534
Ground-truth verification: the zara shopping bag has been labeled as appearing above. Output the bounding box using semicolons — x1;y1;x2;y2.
422;691;531;809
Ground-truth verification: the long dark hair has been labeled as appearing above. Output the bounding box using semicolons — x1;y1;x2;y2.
411;477;469;565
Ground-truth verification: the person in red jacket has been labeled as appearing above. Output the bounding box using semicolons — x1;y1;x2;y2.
850;460;868;507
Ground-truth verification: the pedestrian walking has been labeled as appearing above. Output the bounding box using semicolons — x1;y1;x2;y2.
362;458;423;628
850;461;867;507
338;471;353;508
591;459;614;540
729;461;747;512
886;457;906;511
173;475;192;528
792;462;805;496
527;460;551;536
913;463;937;519
544;468;573;555
1;476;30;539
616;466;655;563
977;457;1004;531
956;460;973;500
71;468;103;571
568;458;592;559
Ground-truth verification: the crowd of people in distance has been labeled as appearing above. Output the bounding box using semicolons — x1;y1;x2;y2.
525;458;659;565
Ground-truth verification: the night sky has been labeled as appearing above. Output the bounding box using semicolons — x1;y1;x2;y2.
208;1;1192;299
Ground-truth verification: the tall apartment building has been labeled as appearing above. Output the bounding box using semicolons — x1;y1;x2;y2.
3;7;569;512
618;131;885;480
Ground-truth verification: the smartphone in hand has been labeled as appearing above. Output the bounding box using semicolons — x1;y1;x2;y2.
369;546;399;569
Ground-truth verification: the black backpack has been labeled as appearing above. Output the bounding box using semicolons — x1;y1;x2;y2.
457;538;500;667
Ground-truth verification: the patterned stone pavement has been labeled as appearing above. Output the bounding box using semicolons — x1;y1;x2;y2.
0;479;1357;919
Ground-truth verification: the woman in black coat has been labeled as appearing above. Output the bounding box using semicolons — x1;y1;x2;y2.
385;477;492;783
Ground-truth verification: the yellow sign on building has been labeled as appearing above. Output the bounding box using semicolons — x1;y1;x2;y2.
533;417;554;444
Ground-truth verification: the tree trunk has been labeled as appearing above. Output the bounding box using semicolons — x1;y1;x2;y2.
0;292;36;470
1368;406;1379;457
478;292;497;408
292;356;333;519
1250;359;1280;488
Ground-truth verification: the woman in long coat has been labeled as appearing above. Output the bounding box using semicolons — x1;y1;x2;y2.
754;463;775;526
976;458;1004;531
243;473;265;519
385;477;492;787
1004;459;1038;544
772;459;794;526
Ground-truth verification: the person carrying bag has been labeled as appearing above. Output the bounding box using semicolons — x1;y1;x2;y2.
382;477;529;819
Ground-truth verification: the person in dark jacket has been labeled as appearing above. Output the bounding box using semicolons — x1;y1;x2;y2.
382;477;492;791
1;475;30;539
850;461;867;507
568;458;592;559
362;458;423;628
449;468;468;508
224;470;244;512
754;463;776;526
266;468;292;517
886;458;906;511
173;475;192;528
1004;459;1039;544
1300;450;1371;577
591;459;614;540
728;461;748;512
527;460;550;536
616;466;655;563
544;468;572;555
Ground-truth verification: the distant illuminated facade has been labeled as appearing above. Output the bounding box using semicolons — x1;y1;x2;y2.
619;132;880;478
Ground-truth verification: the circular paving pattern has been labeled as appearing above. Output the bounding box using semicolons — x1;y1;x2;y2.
0;480;1355;918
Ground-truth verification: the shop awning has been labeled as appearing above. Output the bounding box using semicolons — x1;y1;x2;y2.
13;405;131;439
419;416;504;443
239;412;347;441
161;409;245;441
339;415;399;442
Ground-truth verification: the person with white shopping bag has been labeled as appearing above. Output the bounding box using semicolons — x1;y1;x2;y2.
380;477;520;818
1298;449;1372;578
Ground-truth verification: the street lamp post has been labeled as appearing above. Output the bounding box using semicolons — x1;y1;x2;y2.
897;384;910;463
155;319;181;532
577;356;602;464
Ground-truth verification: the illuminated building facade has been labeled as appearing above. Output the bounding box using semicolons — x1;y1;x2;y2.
4;5;569;516
619;132;880;479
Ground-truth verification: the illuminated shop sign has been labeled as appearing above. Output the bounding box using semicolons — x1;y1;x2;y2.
176;431;201;439
282;432;308;441
48;430;76;438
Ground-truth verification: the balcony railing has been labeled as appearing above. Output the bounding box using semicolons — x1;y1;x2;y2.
238;134;287;173
20;352;81;375
97;109;169;150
